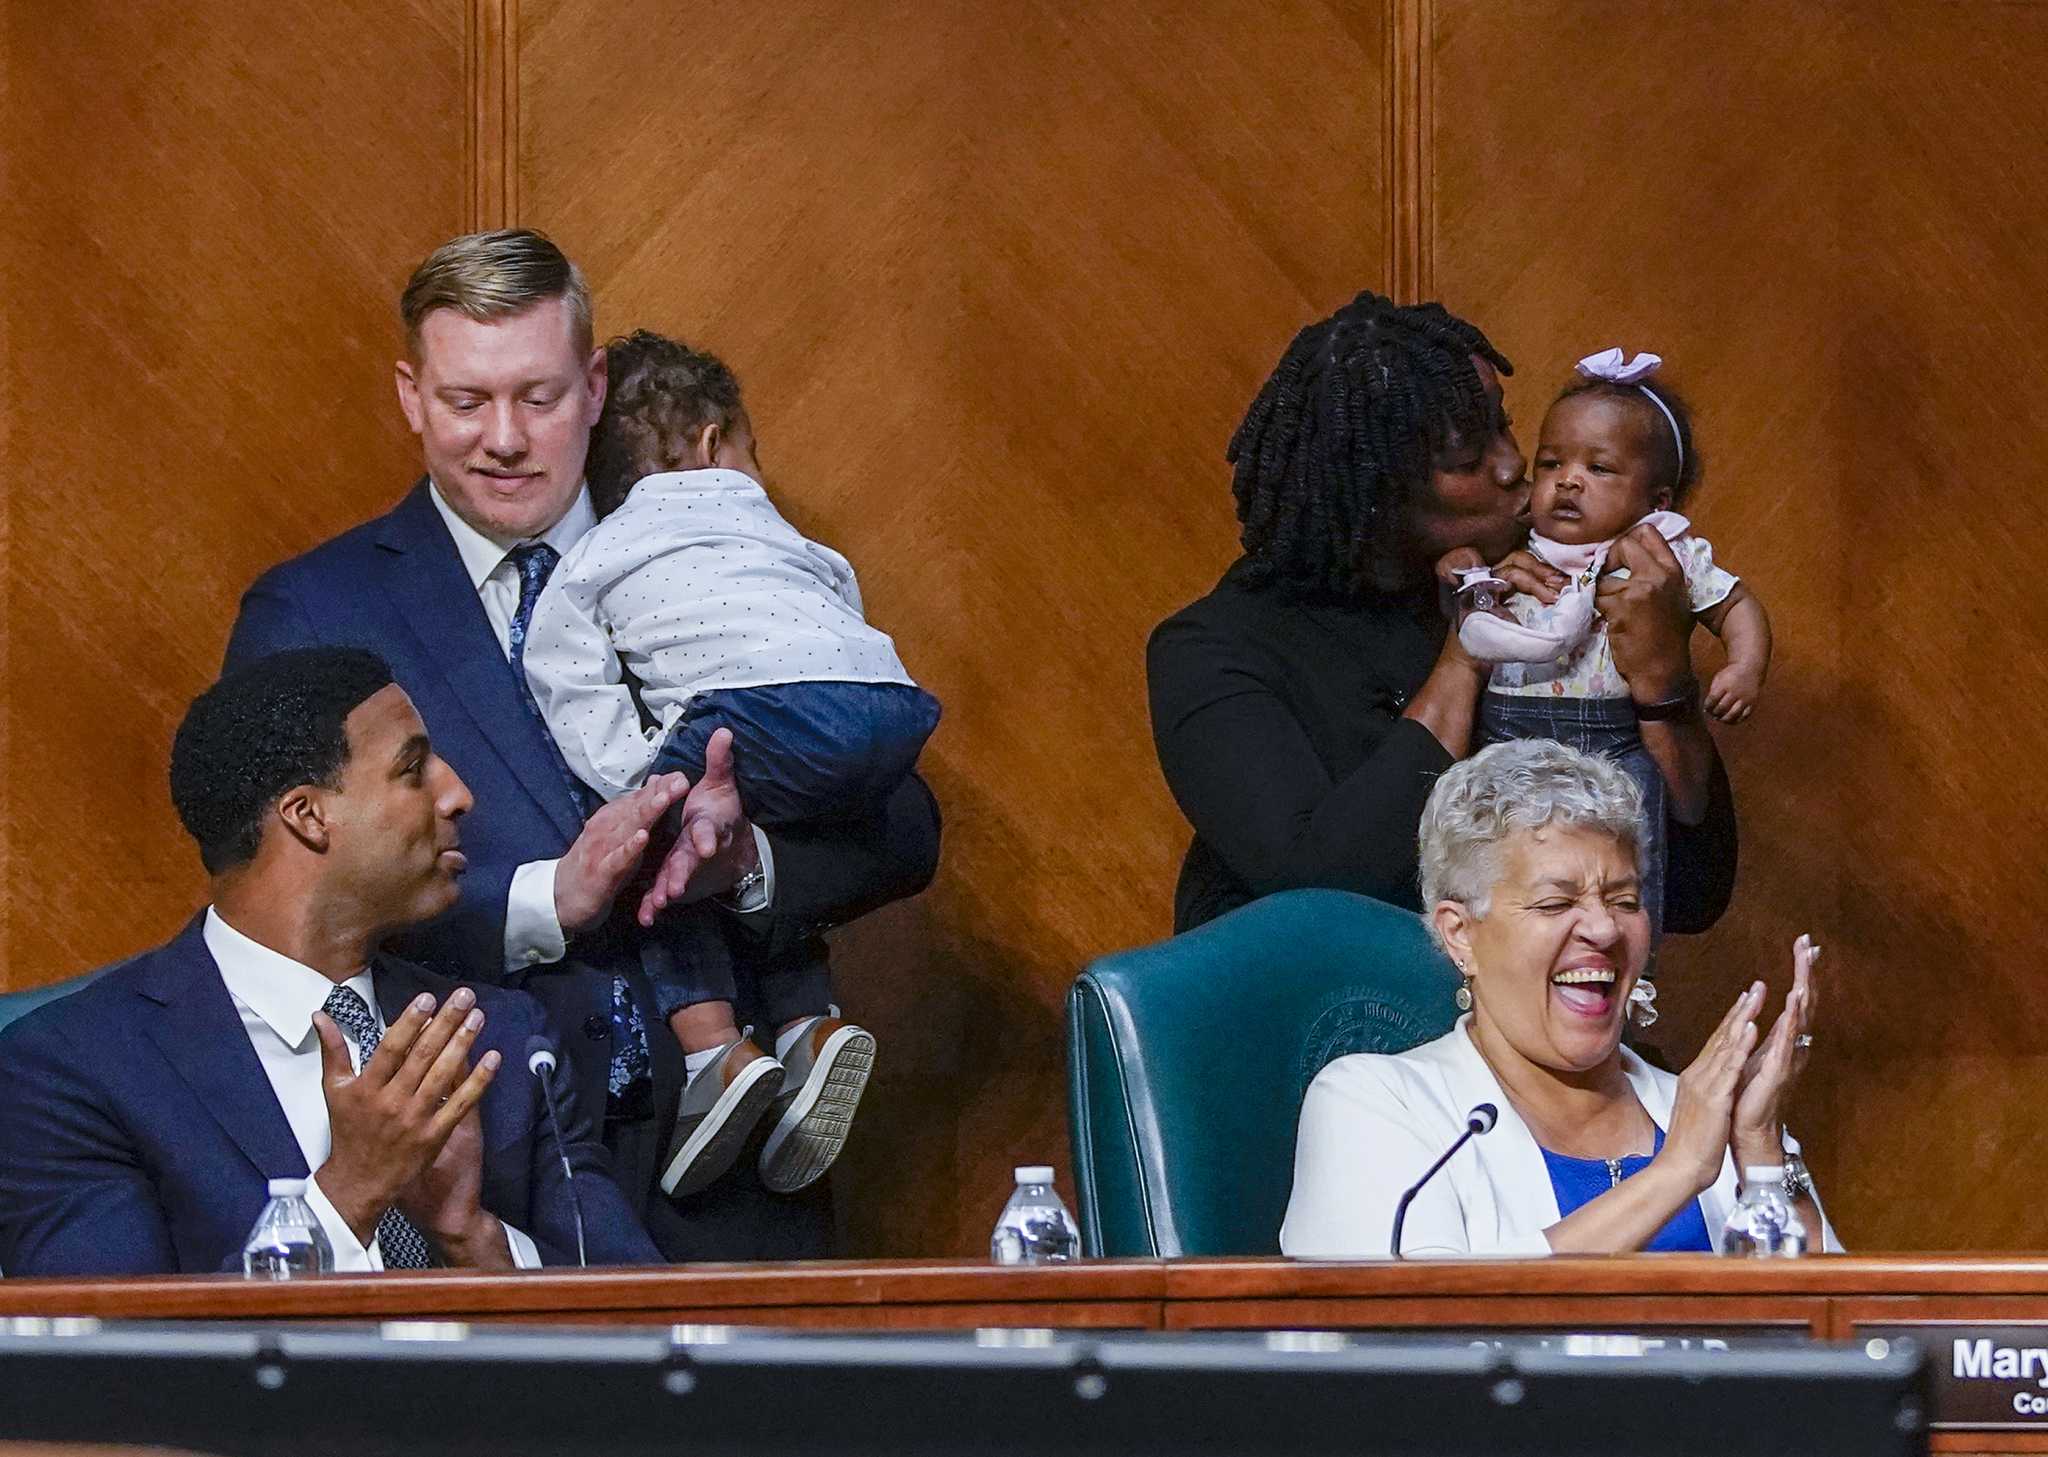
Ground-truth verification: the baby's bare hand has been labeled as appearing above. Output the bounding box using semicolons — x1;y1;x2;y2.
1706;663;1765;724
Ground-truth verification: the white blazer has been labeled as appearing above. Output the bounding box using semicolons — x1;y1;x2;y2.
1279;1017;1841;1258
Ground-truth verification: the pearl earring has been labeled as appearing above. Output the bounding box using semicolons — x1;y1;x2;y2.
1454;964;1473;1012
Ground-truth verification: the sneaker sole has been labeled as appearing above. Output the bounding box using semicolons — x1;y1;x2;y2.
758;1026;875;1194
661;1057;784;1198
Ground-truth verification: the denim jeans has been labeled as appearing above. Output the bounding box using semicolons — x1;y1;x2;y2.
641;680;939;1021
650;681;941;828
636;912;835;1027
1477;691;1666;948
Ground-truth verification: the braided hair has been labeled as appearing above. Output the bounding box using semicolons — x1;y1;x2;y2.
1227;291;1511;598
587;329;747;517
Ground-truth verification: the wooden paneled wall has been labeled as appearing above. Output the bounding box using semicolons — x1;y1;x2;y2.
513;0;1387;1255
6;0;2043;1256
0;3;467;979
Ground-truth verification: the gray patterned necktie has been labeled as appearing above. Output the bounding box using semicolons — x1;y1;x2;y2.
320;985;438;1270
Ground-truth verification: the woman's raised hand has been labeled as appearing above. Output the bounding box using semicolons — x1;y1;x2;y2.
1658;980;1762;1195
1433;546;1491;589
1596;525;1695;700
1732;935;1819;1166
1490;549;1567;605
1430;547;1566;606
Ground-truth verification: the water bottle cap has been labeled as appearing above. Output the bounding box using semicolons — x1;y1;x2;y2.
1014;1165;1055;1186
1743;1165;1787;1182
266;1178;308;1197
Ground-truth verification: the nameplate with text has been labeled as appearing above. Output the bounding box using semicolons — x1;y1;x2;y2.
1398;1326;1811;1354
1856;1323;2048;1429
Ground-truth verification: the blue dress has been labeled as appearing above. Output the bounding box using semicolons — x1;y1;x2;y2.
1539;1125;1714;1252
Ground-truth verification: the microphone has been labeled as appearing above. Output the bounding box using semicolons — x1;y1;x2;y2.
1389;1103;1498;1259
525;1036;587;1268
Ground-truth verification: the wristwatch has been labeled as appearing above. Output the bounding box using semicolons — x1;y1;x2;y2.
1781;1153;1813;1201
1633;680;1701;722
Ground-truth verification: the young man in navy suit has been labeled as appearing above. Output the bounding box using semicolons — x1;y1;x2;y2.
0;648;660;1275
221;231;941;1260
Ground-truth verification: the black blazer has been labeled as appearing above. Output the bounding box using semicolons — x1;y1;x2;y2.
1148;562;1737;933
0;915;659;1275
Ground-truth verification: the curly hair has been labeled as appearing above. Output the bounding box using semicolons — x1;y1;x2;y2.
1418;739;1646;942
169;648;395;874
1550;374;1704;508
1227;291;1512;598
586;330;747;516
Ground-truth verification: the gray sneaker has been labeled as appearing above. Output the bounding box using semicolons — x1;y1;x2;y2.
758;1017;876;1194
661;1036;784;1198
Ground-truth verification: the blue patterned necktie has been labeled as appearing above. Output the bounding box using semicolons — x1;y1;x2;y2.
503;543;652;1099
505;543;600;819
319;985;438;1270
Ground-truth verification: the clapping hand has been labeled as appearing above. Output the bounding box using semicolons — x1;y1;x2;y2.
553;772;692;933
1658;980;1762;1196
1733;935;1819;1168
313;990;500;1250
638;728;756;925
396;1098;511;1271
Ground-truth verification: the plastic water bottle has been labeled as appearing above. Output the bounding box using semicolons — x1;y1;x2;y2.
1719;1165;1808;1257
242;1178;333;1278
990;1166;1080;1264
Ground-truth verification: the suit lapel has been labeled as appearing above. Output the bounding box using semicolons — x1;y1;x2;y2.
372;482;587;843
1436;1021;1563;1228
370;954;434;1028
137;917;307;1184
371;957;518;1162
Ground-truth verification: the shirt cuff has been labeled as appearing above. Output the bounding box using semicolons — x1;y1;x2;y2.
308;1169;380;1273
505;859;568;971
728;826;776;915
502;1221;542;1269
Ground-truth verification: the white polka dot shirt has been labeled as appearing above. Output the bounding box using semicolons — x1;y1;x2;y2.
523;469;917;801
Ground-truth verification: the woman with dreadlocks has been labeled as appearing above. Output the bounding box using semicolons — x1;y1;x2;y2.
1146;293;1737;935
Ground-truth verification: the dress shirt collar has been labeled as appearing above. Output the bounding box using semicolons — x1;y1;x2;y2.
426;479;597;593
203;907;378;1052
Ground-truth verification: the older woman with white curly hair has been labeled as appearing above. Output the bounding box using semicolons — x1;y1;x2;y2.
1281;738;1837;1257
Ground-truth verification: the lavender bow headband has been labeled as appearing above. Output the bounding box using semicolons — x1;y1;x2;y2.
1576;348;1684;474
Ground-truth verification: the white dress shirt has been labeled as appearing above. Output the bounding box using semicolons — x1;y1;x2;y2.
426;482;774;975
204;909;540;1271
521;468;917;801
1280;1017;1841;1259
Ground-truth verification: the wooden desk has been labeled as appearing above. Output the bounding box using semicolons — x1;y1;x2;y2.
0;1254;2037;1334
1;1257;2044;1451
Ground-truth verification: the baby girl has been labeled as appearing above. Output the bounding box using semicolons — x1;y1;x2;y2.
1450;349;1771;946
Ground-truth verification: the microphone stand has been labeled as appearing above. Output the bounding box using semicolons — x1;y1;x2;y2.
528;1046;588;1269
1390;1105;1497;1259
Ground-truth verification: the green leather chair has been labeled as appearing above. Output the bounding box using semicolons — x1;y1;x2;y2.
1066;888;1460;1257
0;971;101;1036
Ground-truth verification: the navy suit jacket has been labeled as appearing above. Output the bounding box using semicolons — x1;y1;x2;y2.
0;915;659;1275
221;481;942;1125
